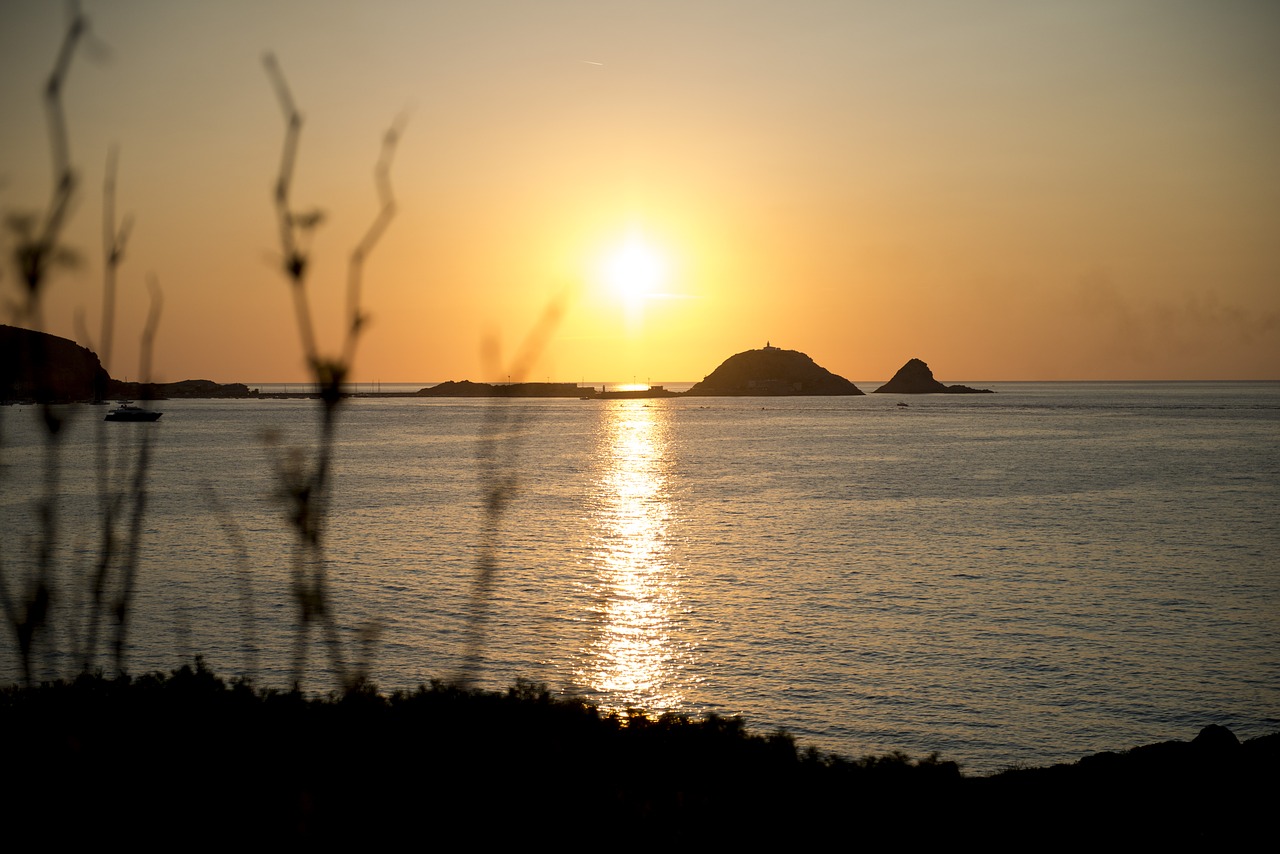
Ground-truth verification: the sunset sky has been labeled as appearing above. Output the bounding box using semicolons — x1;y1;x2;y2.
2;1;1277;383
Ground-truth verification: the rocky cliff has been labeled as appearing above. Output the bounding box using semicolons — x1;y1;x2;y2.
1;324;256;400
1;324;109;401
686;345;863;396
874;358;993;394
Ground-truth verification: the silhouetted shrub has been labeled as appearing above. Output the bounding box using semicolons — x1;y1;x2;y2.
2;667;1275;842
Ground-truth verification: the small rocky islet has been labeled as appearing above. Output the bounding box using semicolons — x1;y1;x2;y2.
872;356;994;394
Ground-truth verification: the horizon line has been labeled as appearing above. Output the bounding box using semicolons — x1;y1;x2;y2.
239;378;1280;386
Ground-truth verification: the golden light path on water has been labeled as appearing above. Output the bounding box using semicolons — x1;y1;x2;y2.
578;401;687;714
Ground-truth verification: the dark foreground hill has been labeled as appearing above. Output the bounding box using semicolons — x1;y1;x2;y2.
1;665;1272;842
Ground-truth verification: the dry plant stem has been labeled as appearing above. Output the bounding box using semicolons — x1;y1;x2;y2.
457;296;567;686
82;147;133;673
204;487;259;682
110;279;162;674
19;4;85;305
99;145;132;395
286;409;348;691
262;54;320;365
0;315;64;685
264;53;400;692
0;2;88;686
264;53;341;689
342;120;402;368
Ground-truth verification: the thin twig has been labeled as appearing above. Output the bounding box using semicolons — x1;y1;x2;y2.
205;486;259;683
100;144;132;390
19;1;87;307
262;53;320;364
263;54;401;692
81;146;133;673
0;1;89;686
111;277;161;675
457;293;568;686
342;117;404;368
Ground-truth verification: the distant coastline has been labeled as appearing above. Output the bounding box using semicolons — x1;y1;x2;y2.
14;377;1267;403
7;326;1270;402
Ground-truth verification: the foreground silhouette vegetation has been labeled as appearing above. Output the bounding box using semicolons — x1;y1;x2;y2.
1;663;1274;842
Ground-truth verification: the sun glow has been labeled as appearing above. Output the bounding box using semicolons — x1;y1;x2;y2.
599;233;668;305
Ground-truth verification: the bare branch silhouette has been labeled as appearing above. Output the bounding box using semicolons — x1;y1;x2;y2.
17;1;88;316
110;277;162;674
99;145;132;390
81;145;134;673
342;116;404;368
0;1;90;686
204;486;260;684
457;292;569;686
262;53;401;692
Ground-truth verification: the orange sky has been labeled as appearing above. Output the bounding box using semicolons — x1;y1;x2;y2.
3;1;1278;382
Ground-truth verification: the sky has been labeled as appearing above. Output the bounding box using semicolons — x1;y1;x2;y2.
2;0;1277;383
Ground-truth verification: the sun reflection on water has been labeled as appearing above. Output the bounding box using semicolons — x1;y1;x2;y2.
580;401;688;714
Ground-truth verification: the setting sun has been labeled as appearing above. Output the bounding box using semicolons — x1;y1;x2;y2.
599;233;668;306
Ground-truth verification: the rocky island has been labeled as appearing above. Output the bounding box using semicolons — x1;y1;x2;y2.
685;343;863;396
874;358;993;394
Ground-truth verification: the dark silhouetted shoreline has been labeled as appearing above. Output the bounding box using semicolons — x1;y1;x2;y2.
2;664;1273;842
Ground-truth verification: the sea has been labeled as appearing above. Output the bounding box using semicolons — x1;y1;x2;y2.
2;381;1277;774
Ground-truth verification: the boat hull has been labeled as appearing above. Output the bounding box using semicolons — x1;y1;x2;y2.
104;404;162;422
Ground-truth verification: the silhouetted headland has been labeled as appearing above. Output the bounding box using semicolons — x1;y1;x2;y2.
874;357;994;394
685;342;864;396
2;324;109;402
1;325;257;401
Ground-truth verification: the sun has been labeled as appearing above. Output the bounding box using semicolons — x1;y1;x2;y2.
600;233;667;305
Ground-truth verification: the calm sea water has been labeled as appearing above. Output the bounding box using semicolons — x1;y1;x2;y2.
2;382;1277;773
